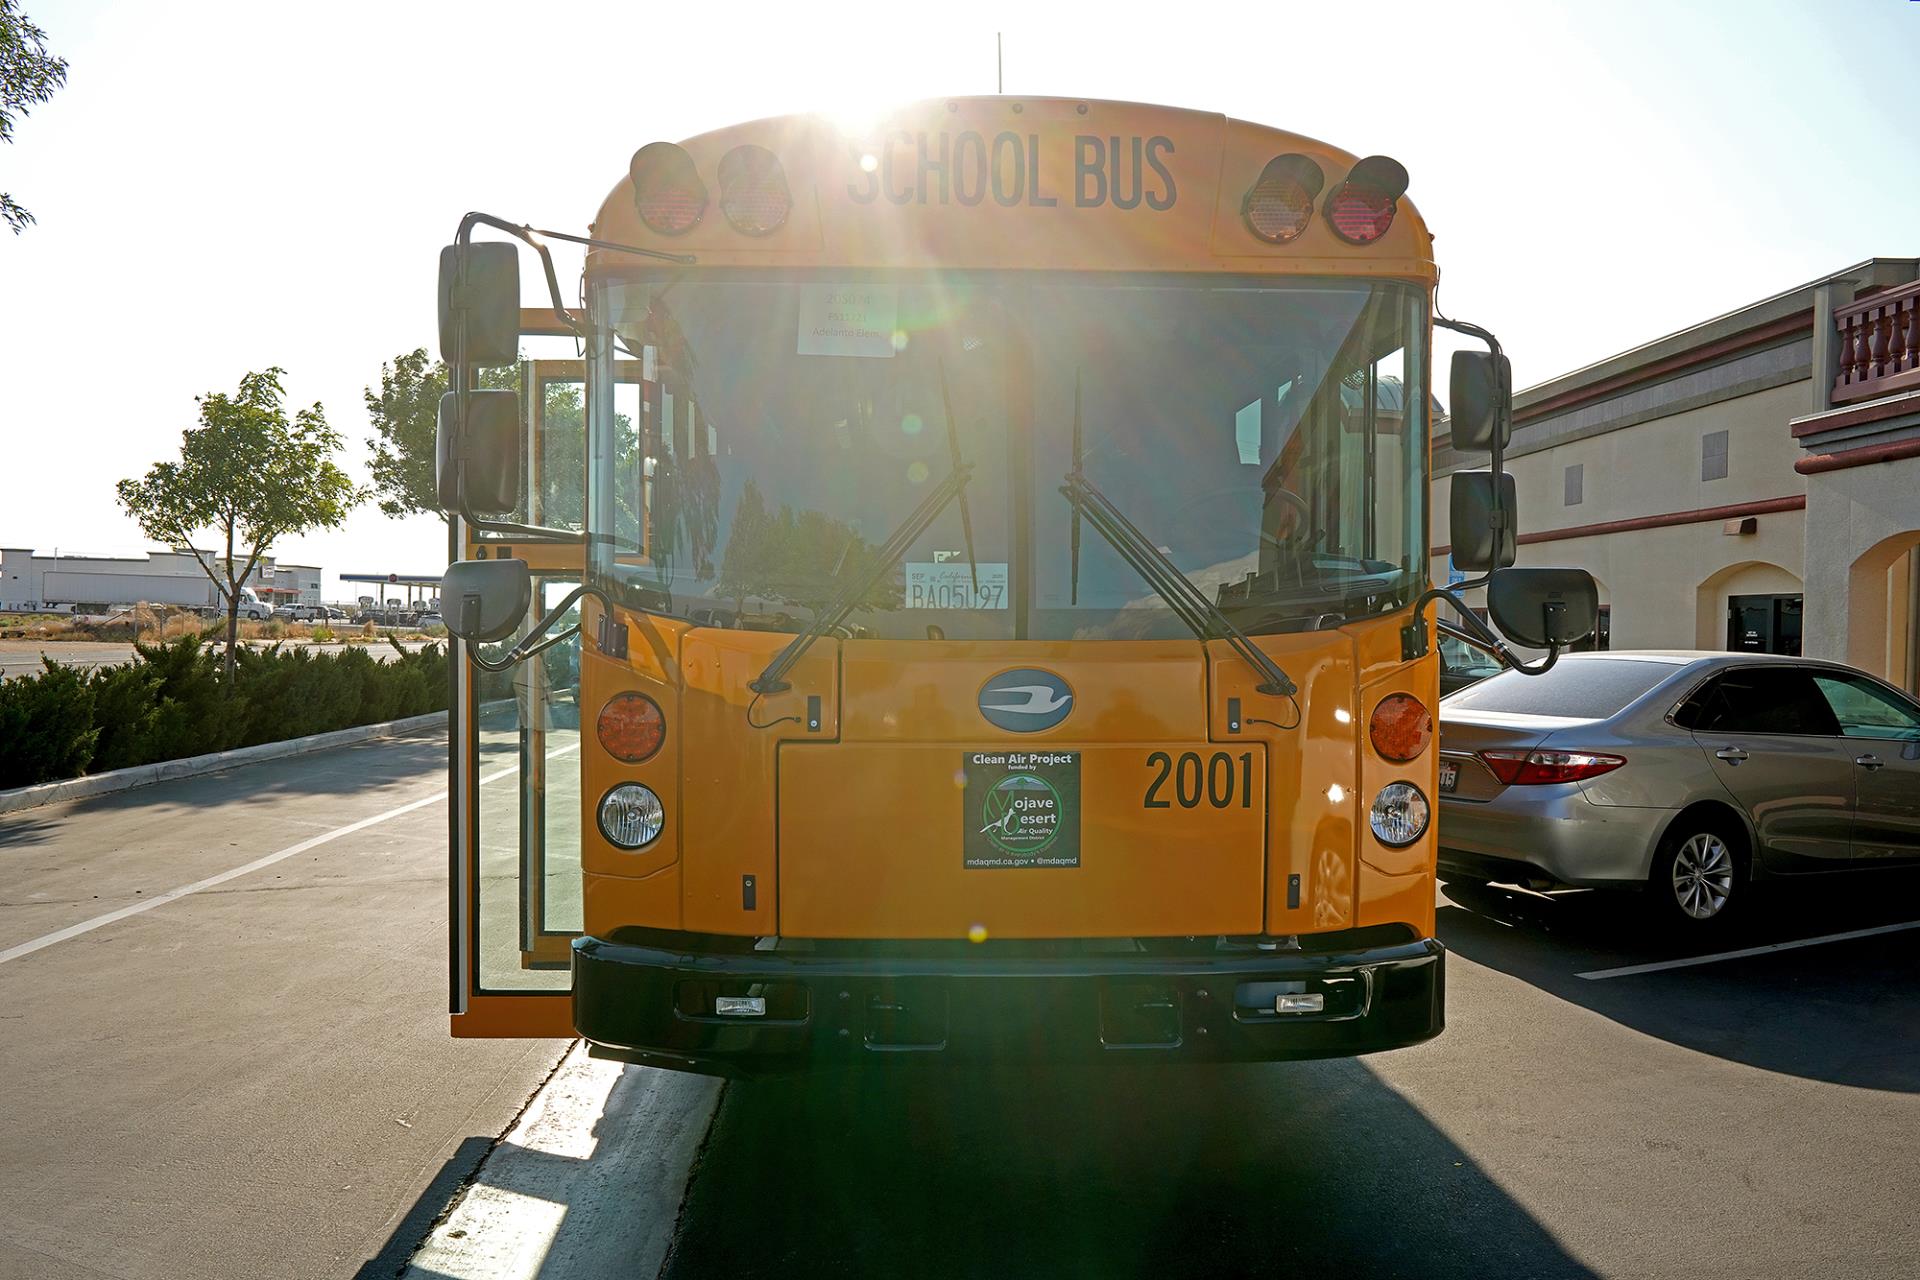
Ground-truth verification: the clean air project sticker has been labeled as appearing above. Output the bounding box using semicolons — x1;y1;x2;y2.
963;751;1080;869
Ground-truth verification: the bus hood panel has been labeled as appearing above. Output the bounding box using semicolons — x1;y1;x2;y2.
777;742;1268;939
835;640;1212;743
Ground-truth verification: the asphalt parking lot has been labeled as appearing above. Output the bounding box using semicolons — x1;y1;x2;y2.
6;731;1918;1279
657;876;1920;1280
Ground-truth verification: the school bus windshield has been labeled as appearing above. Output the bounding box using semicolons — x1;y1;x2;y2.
595;273;1426;640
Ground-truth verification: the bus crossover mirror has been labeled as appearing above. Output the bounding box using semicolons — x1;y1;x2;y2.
436;390;520;515
1449;471;1516;572
1449;350;1512;454
440;559;531;644
1487;567;1598;649
437;242;520;368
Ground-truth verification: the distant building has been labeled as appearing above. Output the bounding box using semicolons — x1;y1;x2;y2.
266;563;324;606
0;547;321;613
1435;256;1920;695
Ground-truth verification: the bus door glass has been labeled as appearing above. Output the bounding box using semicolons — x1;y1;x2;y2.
454;353;640;1027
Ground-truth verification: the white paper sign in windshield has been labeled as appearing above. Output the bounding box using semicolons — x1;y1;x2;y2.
905;561;1009;610
797;284;898;358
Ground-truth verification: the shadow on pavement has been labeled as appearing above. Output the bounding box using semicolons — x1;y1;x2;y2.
351;1135;496;1280
1440;872;1920;1093
0;815;62;850
0;735;448;852
663;1059;1596;1280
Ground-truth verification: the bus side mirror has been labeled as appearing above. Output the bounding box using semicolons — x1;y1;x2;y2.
1450;350;1512;453
438;242;521;368
1449;471;1516;571
437;390;521;515
1487;567;1598;649
441;559;531;643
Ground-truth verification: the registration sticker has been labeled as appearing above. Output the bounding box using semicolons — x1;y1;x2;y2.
905;561;1009;609
963;751;1080;869
1439;760;1460;794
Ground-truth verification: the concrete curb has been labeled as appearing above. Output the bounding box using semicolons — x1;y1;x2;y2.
403;1043;721;1279
0;710;449;816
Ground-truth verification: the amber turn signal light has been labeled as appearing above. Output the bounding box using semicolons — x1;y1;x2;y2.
597;691;665;763
1369;692;1431;763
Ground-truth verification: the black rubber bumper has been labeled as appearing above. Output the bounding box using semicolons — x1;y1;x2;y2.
573;933;1445;1077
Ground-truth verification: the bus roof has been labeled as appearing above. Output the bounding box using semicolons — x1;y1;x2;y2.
587;97;1435;280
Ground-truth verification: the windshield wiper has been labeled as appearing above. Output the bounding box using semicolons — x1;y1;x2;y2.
938;359;982;599
1060;401;1297;699
749;364;977;696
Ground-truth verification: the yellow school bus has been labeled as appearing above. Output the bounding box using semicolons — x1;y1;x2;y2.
433;97;1593;1070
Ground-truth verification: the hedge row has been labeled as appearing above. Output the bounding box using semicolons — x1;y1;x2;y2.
0;635;448;790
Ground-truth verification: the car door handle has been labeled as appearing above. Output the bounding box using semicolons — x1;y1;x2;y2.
1856;754;1884;770
1714;747;1748;763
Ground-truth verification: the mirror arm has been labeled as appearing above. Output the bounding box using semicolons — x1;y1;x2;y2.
455;213;584;334
1401;584;1562;677
455;212;697;337
468;623;581;674
462;583;610;673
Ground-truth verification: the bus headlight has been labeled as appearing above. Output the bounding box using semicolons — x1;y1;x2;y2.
1369;781;1429;848
598;783;664;850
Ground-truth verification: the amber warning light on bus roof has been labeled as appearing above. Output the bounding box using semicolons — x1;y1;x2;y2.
719;144;792;236
1242;154;1325;244
631;142;708;235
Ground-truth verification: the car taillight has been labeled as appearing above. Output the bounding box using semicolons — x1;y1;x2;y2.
1242;154;1324;244
1369;693;1432;762
719;144;792;236
1479;750;1626;785
597;692;665;763
630;142;707;236
1323;154;1409;245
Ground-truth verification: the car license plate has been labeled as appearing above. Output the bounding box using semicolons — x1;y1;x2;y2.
1438;760;1459;794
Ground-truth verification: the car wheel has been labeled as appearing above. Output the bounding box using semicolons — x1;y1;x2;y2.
1650;820;1744;929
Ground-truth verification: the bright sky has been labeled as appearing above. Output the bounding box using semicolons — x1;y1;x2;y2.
3;0;1915;599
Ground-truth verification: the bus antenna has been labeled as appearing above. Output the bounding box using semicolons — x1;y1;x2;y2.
997;33;1003;94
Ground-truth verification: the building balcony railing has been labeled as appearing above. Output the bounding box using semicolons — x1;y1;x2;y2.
1833;278;1920;405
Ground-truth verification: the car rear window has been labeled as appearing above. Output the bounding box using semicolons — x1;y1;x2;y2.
1444;659;1677;719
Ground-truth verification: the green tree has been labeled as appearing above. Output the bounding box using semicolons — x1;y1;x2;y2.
364;349;640;535
717;479;775;615
0;0;66;234
363;348;516;519
117;369;363;682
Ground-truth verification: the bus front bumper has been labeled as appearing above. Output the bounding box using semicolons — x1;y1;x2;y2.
573;933;1444;1077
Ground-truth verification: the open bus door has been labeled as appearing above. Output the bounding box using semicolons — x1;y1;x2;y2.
448;343;646;1036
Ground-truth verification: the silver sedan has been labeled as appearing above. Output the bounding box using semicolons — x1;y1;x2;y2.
1436;651;1920;930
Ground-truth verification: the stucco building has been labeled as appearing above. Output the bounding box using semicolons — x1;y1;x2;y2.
1434;257;1920;695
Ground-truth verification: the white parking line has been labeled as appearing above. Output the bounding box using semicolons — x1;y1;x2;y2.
1576;919;1920;981
0;743;579;968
